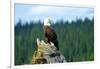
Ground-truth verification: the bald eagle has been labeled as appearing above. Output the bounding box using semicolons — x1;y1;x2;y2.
43;18;59;50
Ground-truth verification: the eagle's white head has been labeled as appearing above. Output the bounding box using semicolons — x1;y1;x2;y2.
44;17;52;26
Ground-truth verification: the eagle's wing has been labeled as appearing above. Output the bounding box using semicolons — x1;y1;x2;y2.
45;27;57;41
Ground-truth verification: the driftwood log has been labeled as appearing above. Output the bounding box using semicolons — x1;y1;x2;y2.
32;38;66;64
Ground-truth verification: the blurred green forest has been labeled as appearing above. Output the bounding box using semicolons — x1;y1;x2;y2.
15;17;94;65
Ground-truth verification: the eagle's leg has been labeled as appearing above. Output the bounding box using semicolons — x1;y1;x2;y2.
46;38;51;44
45;38;49;43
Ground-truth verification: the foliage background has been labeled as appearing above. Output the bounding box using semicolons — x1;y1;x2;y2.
15;18;94;65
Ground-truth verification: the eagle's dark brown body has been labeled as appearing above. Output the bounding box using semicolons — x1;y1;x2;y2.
44;26;59;50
